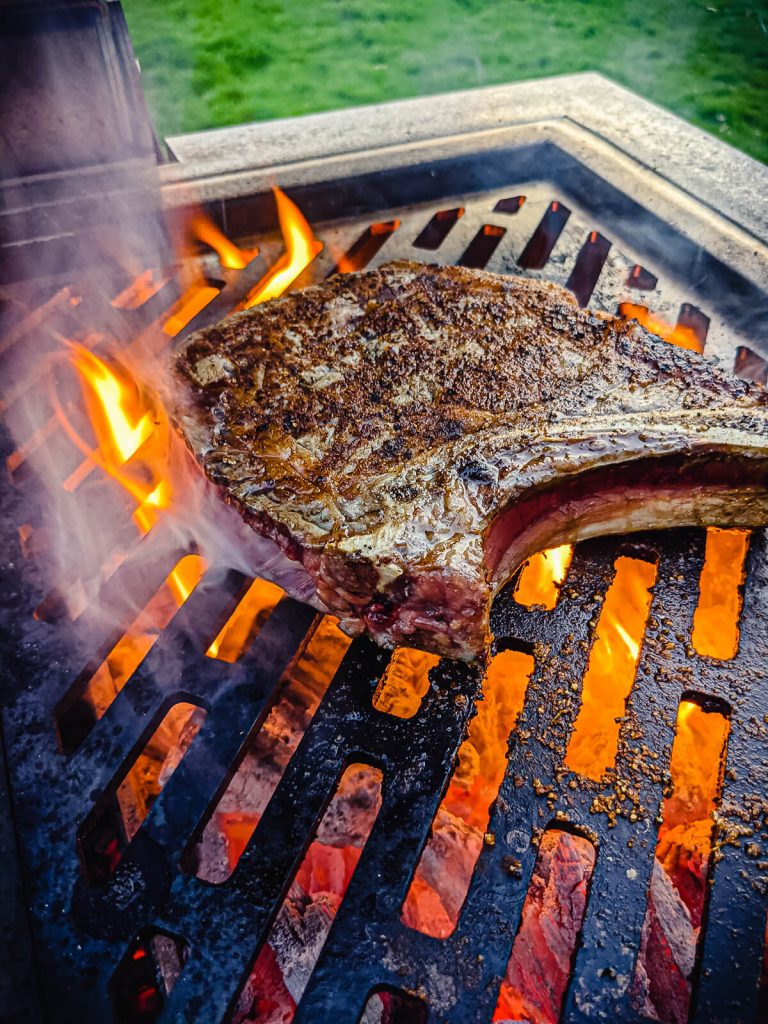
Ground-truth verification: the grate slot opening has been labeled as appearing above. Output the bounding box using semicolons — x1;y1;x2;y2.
677;302;710;349
184;616;350;883
111;269;176;312
412;207;464;250
359;986;428;1023
514;544;573;610
631;694;730;1024
228;762;383;1023
626;263;659;290
734;345;768;386
162;278;223;337
517;200;570;269
692;528;749;660
54;553;206;754
372;647;440;719
493;195;526;215
206;576;284;662
565;555;658;781
332;220;400;275
401;649;533;938
109;928;189;1024
457;224;506;269
493;828;596;1023
566;230;612;307
77;701;206;885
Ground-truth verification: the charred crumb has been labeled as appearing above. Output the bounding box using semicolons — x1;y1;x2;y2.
458;459;496;485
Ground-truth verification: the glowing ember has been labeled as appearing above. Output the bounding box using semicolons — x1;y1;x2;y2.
79;700;206;883
191;616;351;882
515;544;573;610
493;829;596;1024
619;302;703;354
191;213;257;270
692;527;749;660
632;699;730;1024
242;186;323;308
565;556;657;781
401;649;533;937
230;763;382;1023
657;700;729;904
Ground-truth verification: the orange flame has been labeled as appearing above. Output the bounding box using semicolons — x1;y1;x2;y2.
163;282;221;337
242;187;323;308
111;269;171;311
515;544;573;610
62;344;200;602
68;343;155;465
191;214;257;270
619;302;702;353
565;555;657;780
207;577;284;662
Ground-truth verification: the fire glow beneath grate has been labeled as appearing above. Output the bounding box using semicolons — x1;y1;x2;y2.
372;647;440;719
493;829;596;1024
189;616;351;883
692;528;749;660
401;649;534;938
3;150;767;1024
631;698;730;1024
56;554;206;753
79;701;206;884
514;544;573;610
565;556;657;781
206;577;285;662
229;763;383;1023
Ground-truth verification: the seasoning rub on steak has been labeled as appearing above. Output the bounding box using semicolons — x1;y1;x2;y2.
174;260;768;660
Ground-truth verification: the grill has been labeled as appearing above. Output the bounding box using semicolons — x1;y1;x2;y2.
3;56;768;1024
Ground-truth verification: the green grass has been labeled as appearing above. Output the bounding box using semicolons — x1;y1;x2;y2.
123;0;768;164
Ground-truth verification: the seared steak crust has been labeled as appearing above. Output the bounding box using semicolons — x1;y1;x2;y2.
174;261;768;659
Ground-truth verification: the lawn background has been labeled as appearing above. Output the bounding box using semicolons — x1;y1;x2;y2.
123;0;768;165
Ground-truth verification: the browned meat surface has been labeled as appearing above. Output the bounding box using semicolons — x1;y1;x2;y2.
173;260;768;659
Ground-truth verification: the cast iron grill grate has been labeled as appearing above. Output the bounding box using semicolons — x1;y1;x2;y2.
2;106;768;1024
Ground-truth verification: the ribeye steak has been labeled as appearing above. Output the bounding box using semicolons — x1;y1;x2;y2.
173;261;768;660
